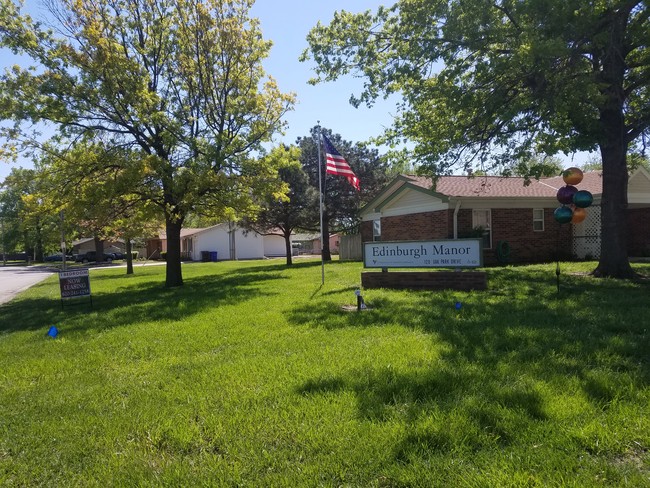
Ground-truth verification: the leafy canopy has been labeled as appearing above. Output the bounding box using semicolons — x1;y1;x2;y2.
302;0;650;175
0;0;295;285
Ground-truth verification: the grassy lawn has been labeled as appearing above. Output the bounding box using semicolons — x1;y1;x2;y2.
1;259;649;487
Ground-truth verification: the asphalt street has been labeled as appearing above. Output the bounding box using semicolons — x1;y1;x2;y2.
0;266;56;305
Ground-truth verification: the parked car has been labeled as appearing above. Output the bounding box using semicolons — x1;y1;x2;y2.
44;252;73;262
74;251;114;263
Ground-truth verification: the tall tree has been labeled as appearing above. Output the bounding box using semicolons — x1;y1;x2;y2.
0;173;24;255
296;127;393;261
242;145;317;266
303;1;649;278
37;141;163;273
0;0;294;286
1;167;60;260
511;154;564;182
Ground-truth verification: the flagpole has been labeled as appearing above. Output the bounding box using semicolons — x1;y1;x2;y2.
317;122;325;285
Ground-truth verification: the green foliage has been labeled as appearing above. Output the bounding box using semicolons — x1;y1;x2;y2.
303;1;649;173
242;145;318;265
0;260;649;485
1;167;60;258
628;152;650;173
296;127;394;243
0;0;295;286
303;0;649;278
581;151;650;174
37;141;163;268
510;154;564;183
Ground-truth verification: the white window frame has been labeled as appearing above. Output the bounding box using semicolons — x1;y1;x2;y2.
472;209;492;249
533;208;545;232
372;219;381;242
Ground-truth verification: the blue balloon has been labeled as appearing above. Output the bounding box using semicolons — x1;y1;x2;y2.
573;190;593;208
554;206;573;224
455;301;462;310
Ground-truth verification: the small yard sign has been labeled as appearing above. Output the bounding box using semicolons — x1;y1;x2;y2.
59;268;91;299
364;239;483;269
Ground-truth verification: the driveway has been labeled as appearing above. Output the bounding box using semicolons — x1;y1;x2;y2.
0;266;56;305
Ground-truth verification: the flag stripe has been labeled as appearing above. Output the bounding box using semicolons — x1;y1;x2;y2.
322;135;360;191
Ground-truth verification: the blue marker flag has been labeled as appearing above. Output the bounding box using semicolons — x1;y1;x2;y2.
47;326;58;338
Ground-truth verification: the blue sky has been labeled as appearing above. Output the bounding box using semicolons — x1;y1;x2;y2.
0;0;398;181
0;0;591;181
249;1;401;147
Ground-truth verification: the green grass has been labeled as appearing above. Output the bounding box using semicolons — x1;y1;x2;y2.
1;259;649;487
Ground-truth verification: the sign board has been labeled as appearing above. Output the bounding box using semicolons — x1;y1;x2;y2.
59;268;91;299
364;239;483;269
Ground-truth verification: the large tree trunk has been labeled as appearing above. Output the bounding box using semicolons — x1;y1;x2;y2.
592;12;635;280
284;231;293;266
321;216;332;261
165;218;183;287
34;219;44;262
593;144;635;278
94;236;105;263
125;237;133;275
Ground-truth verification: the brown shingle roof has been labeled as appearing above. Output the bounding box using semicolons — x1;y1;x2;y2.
158;227;211;239
404;172;603;198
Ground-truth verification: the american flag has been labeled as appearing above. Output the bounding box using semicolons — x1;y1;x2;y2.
322;135;360;191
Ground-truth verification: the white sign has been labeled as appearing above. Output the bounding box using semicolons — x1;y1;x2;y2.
364;239;483;268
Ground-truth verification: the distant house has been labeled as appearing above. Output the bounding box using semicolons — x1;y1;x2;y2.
72;238;125;256
291;233;319;255
147;223;287;261
360;170;650;264
291;233;341;255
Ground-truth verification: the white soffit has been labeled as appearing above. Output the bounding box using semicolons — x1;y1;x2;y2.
628;167;650;204
380;186;449;217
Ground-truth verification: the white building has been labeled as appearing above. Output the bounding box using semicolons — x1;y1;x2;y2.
177;224;287;261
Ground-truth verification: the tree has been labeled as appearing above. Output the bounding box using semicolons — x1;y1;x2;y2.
0;0;294;286
296;127;393;261
511;154;564;182
581;151;650;174
1;167;60;260
243;145;318;266
0;172;24;255
37;141;163;273
303;1;649;278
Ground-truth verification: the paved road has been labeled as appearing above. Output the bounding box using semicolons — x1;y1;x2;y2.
0;266;56;305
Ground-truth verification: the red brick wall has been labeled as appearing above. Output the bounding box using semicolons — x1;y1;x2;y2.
367;207;573;265
360;220;373;244
493;208;572;264
381;210;452;241
627;208;650;256
362;271;487;290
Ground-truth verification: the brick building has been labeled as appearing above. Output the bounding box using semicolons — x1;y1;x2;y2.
360;169;650;265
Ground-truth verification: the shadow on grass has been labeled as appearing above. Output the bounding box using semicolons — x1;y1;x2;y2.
293;266;650;460
0;265;289;334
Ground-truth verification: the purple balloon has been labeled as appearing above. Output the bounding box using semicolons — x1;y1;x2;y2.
556;185;578;204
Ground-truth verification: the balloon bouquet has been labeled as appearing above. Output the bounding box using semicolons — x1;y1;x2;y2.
552;167;593;291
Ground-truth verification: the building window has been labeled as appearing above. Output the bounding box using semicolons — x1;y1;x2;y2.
472;209;492;249
373;219;381;242
533;209;544;231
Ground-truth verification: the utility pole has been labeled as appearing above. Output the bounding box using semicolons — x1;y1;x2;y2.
1;216;5;266
60;210;66;271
